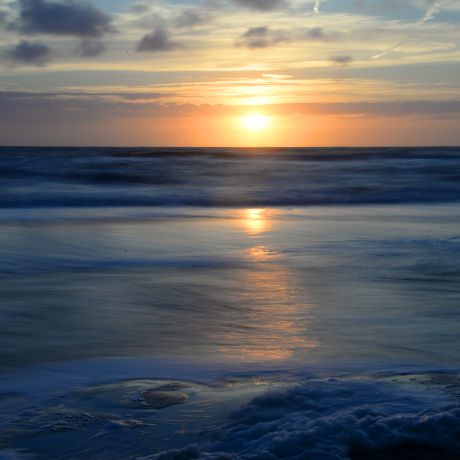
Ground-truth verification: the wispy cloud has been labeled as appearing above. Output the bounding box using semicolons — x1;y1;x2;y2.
313;0;320;14
373;0;444;59
1;90;460;125
422;1;443;22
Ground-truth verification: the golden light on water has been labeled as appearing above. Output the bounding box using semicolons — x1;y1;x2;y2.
242;208;269;235
246;245;278;260
217;261;314;362
246;208;264;219
217;208;315;362
242;114;269;130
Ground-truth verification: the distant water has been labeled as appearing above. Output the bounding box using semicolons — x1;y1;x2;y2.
0;147;460;459
1;146;460;208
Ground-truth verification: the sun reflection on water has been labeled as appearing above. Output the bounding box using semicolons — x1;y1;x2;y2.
246;245;278;260
218;209;315;362
241;208;271;235
218;262;314;362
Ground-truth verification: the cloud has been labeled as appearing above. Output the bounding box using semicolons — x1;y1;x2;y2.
137;28;182;52
3;39;52;66
330;54;354;65
76;38;105;57
313;0;321;14
2;91;460;125
422;0;443;22
13;0;114;37
236;26;290;48
174;9;210;29
373;0;444;59
0;90;171;125
305;27;327;40
236;26;337;49
277;100;460;118
232;0;285;12
304;27;341;41
372;40;403;59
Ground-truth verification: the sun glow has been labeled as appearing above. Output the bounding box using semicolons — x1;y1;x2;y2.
242;208;266;234
242;114;269;130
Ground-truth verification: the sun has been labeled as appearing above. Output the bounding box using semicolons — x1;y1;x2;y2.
242;113;269;130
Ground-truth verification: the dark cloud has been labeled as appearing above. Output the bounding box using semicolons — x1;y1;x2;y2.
0;90;172;125
175;9;210;28
304;27;342;42
4;40;52;66
329;54;354;65
305;27;331;41
77;38;106;57
236;26;289;48
233;0;285;12
0;90;166;101
1;91;459;127
13;0;114;37
137;28;181;52
236;25;338;50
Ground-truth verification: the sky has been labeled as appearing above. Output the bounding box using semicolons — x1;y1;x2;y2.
0;0;459;146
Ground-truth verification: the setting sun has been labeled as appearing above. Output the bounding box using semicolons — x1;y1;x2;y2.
243;114;269;130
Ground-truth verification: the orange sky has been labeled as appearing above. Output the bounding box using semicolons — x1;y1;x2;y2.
0;0;459;145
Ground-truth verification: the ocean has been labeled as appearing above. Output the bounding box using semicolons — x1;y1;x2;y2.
0;147;460;459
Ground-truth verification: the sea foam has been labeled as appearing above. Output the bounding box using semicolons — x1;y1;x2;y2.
140;377;460;460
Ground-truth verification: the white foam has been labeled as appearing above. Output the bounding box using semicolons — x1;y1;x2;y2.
141;377;460;459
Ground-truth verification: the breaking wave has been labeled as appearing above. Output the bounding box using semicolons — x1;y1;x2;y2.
143;376;460;460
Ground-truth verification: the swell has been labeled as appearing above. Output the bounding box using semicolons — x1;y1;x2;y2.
1;147;460;208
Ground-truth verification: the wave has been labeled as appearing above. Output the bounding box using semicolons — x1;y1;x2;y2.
2;146;459;160
0;357;459;460
145;377;460;460
1;147;460;208
0;255;248;276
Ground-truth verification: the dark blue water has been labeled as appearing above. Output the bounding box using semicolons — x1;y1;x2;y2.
1;147;460;208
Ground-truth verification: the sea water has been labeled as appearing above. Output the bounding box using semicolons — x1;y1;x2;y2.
0;147;459;459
